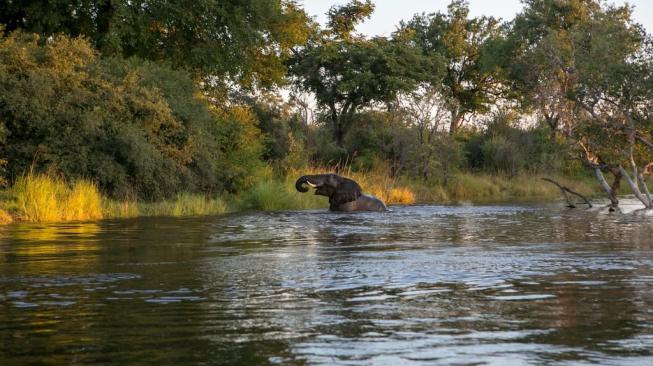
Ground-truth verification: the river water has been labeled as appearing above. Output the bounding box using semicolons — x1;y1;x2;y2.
1;203;652;365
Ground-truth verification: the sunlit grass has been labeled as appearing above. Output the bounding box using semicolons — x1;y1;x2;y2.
63;180;103;221
388;187;416;205
11;172;102;223
0;207;12;224
13;173;63;222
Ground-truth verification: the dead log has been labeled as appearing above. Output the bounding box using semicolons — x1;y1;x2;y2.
542;178;593;208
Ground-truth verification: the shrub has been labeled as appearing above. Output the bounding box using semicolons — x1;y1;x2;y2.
0;31;266;200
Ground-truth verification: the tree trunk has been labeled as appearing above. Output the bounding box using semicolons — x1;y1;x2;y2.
449;111;464;135
96;1;115;51
593;167;620;211
334;125;345;148
619;166;653;209
329;103;344;147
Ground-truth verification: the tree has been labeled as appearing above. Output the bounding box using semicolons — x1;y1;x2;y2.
570;7;653;209
506;0;600;137
508;0;653;209
399;0;505;134
326;0;374;40
0;0;312;88
289;1;436;148
392;86;450;179
0;31;265;199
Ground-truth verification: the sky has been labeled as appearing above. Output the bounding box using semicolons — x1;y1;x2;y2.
299;0;653;37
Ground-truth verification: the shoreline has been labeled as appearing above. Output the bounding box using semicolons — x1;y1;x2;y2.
0;172;599;225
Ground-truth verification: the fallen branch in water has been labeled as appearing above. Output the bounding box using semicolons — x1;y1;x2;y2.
542;178;593;208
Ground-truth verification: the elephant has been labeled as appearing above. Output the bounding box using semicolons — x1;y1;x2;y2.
295;173;388;212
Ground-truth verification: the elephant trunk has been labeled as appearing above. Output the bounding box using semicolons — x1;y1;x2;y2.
295;175;323;192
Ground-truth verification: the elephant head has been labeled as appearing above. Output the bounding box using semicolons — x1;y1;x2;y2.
295;173;362;208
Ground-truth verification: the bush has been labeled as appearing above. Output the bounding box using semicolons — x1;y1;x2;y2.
481;134;523;176
462;112;573;177
0;31;266;200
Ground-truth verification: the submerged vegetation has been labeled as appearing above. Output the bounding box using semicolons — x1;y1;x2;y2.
0;0;651;224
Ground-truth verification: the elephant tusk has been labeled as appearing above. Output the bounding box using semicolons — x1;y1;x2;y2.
306;181;318;188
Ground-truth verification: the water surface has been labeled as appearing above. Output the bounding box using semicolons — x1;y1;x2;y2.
1;203;653;365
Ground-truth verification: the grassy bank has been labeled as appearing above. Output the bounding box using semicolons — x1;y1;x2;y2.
0;170;598;224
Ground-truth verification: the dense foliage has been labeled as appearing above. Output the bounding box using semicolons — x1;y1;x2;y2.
0;32;262;200
0;0;312;88
1;0;652;210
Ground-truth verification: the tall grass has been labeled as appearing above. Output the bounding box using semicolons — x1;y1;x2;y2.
103;193;228;218
238;179;326;211
102;199;140;219
442;173;597;203
0;166;600;225
141;193;229;217
0;207;12;224
64;180;103;221
12;173;103;223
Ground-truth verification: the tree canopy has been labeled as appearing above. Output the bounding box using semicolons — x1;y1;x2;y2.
399;0;505;133
0;0;312;88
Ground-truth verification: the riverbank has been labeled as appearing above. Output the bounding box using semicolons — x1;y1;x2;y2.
0;170;598;225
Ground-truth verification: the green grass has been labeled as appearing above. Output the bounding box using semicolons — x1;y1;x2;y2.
442;173;597;203
237;179;326;212
103;193;229;219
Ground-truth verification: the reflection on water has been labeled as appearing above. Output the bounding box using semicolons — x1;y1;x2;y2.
1;203;653;365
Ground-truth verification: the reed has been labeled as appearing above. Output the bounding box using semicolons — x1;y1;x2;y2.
448;173;502;201
63;180;103;221
12;172;103;223
105;194;229;218
168;193;228;216
239;179;326;211
13;173;63;222
0;207;12;224
103;199;140;219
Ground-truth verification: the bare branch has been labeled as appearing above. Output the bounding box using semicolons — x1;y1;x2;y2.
542;177;592;208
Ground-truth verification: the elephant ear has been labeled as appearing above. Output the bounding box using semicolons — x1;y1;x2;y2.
332;177;362;206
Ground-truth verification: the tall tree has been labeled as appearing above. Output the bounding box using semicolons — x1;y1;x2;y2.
506;0;600;136
399;0;505;134
508;0;653;209
0;0;311;88
289;1;436;147
570;7;653;209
